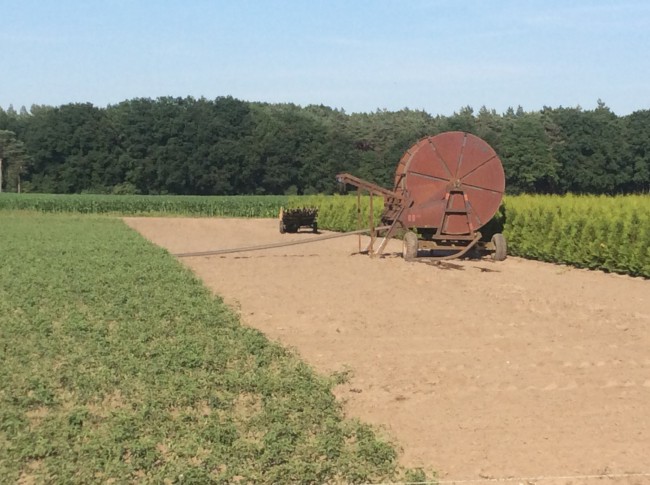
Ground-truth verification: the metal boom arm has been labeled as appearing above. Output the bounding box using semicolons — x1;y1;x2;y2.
335;173;403;201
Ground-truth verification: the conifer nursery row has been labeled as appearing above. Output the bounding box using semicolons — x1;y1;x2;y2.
504;195;650;277
2;192;648;277
290;194;650;278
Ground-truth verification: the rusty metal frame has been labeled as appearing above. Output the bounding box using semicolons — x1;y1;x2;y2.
336;172;411;257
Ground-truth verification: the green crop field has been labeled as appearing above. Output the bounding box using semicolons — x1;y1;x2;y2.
1;193;647;481
0;212;424;483
0;193;287;218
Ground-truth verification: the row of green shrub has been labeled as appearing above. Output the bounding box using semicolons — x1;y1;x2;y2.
0;193;287;217
290;193;650;278
287;195;383;232
504;194;650;277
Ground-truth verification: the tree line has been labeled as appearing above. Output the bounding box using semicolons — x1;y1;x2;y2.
0;97;648;195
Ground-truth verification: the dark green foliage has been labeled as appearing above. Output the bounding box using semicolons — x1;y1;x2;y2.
622;109;650;192
2;98;648;198
498;111;560;193
0;213;410;483
0;129;30;192
548;102;629;194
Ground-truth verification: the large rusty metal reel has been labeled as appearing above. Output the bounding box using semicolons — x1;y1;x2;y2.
386;131;506;260
335;131;506;261
391;131;505;234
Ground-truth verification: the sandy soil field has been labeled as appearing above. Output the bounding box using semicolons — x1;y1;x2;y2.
125;217;650;484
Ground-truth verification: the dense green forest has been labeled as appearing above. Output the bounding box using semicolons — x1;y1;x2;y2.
0;97;648;195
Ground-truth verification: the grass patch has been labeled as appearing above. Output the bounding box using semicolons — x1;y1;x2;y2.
0;212;404;483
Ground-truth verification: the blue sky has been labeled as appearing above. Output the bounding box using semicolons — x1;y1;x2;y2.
1;0;649;115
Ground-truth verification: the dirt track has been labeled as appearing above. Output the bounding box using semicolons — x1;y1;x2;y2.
125;217;650;483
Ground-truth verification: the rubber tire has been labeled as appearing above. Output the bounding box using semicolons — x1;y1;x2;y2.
402;232;419;261
279;220;286;234
491;233;507;261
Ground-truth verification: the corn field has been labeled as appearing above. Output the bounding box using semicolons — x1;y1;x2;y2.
0;193;287;217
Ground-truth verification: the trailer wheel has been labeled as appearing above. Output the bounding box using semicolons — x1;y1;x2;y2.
279;220;286;234
491;233;507;261
402;232;418;261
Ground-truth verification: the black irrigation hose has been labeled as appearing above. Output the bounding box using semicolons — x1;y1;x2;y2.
173;226;391;258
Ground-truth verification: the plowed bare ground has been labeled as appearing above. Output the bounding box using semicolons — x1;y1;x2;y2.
125;217;650;484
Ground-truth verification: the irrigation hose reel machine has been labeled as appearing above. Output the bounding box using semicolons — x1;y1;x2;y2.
337;131;507;261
